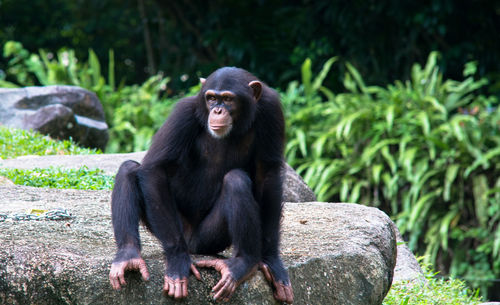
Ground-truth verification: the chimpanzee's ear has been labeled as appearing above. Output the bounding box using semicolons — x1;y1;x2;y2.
248;81;262;102
200;78;206;85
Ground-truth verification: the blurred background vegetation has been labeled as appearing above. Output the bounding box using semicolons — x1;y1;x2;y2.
1;0;500;92
1;0;499;301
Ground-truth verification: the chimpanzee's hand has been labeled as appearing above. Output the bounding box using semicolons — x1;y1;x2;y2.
260;262;294;304
163;264;201;299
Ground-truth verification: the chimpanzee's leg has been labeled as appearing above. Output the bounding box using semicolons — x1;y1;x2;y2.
136;165;200;299
192;169;262;302
109;160;150;290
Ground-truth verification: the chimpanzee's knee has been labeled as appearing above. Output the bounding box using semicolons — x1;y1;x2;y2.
117;160;140;176
222;169;252;194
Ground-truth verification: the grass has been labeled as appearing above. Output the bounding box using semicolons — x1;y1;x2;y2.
383;265;483;305
0;125;99;159
0;126;111;190
0;166;114;190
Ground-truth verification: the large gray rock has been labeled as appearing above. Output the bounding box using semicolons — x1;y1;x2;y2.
0;185;395;305
0;86;108;150
0;152;316;203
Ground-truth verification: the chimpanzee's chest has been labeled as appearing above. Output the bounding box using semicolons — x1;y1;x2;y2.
197;133;254;171
171;132;256;214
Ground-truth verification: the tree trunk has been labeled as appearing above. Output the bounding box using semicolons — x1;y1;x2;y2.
137;0;156;76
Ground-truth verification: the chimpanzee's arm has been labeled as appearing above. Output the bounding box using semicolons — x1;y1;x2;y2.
254;88;294;303
109;98;201;294
142;97;200;168
138;97;202;298
136;166;193;276
254;88;287;267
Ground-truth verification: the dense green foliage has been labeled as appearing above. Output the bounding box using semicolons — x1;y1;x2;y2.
0;125;99;159
383;265;482;305
1;1;499;93
0;167;113;190
283;53;500;297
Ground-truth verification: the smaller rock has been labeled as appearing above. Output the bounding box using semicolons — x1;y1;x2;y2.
24;104;77;138
0;85;109;150
392;223;425;283
282;163;317;202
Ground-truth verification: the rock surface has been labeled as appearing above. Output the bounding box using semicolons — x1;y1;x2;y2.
0;86;108;150
0;186;395;305
0;152;316;203
391;224;425;283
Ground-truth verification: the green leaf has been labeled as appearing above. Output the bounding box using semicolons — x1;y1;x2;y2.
417;111;430;136
296;129;308;157
423;96;447;115
381;146;397;174
425;66;439;95
346;62;367;93
315;162;340;200
423;51;439;80
301;58;312;99
88;49;101;86
463;61;478;77
439;208;460;251
349;180;368;203
372;164;383;184
340;178;350;202
494;227;500;258
472;175;489;228
312;134;328;158
108;49;115;90
360;138;399;167
319;86;335;101
335;111;365;140
465;146;500;177
408;189;441;232
402;147;418;177
443;164;460;201
386;105;395;132
313;57;338;91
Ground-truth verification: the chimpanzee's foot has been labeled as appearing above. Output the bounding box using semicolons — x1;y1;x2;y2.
196;258;258;302
109;257;149;290
260;262;294;304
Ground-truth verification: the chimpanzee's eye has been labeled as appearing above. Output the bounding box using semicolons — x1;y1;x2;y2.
207;95;217;103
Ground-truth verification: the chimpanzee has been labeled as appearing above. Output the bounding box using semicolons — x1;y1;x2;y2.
109;67;294;303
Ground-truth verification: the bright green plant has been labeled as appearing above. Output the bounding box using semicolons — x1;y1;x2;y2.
0;126;99;159
105;74;174;152
0;166;113;190
283;53;500;296
383;265;482;305
3;40;114;92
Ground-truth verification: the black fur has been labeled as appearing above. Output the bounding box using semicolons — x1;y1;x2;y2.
111;67;289;284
